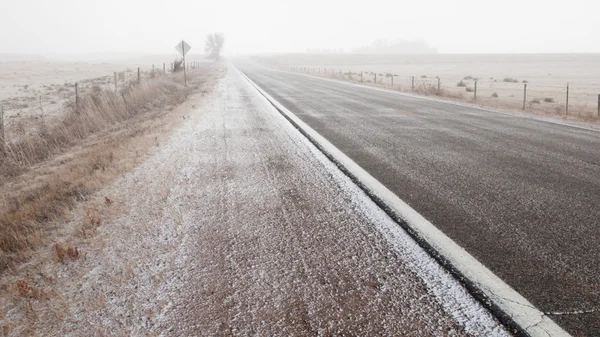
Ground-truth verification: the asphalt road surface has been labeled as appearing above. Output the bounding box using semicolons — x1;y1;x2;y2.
237;63;600;336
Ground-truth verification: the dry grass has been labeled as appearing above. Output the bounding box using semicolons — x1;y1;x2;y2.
0;65;226;273
1;75;188;177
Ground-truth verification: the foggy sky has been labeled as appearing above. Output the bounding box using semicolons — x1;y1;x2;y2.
1;0;598;56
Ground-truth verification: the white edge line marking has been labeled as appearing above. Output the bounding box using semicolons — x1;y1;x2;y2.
253;63;600;134
237;68;571;337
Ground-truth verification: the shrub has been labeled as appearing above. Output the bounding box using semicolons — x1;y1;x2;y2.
544;97;554;103
531;98;541;104
503;77;519;83
464;76;473;80
457;80;467;87
522;80;529;83
421;75;427;78
491;92;499;98
466;87;474;92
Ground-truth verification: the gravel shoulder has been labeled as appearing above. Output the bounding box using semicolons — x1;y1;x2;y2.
1;67;509;336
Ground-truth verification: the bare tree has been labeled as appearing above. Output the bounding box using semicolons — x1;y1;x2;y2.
205;33;225;60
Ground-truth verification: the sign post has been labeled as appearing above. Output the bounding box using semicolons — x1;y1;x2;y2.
175;40;192;87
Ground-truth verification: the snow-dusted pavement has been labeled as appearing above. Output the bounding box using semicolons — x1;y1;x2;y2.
21;68;509;335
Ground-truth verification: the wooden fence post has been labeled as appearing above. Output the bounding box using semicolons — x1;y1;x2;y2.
163;63;166;74
114;72;118;92
375;73;377;83
411;76;415;91
137;67;140;83
566;83;569;115
0;105;5;153
437;77;441;93
75;83;79;114
474;80;478;101
523;84;527;110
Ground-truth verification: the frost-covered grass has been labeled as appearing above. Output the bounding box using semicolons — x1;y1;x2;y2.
0;65;225;272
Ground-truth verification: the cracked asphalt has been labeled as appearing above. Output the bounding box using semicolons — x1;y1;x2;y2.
237;62;600;336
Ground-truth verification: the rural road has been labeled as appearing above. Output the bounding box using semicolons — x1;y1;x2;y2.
148;69;507;336
237;62;600;336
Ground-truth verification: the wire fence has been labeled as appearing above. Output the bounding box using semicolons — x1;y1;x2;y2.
0;61;206;150
289;66;600;119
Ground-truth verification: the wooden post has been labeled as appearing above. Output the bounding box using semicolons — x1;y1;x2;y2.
75;83;79;113
375;73;377;83
598;94;600;117
360;71;363;82
0;105;4;153
391;75;394;86
163;63;166;74
523;84;527;110
437;77;441;93
411;76;415;91
152;64;154;73
114;72;118;92
566;83;569;115
182;41;187;87
137;67;140;83
474;80;478;101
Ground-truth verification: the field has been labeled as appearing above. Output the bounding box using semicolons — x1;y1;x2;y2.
257;53;600;121
0;56;208;140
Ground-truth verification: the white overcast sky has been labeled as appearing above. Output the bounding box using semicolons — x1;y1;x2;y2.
0;0;598;55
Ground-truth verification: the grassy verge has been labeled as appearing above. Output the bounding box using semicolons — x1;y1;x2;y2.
0;64;226;272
